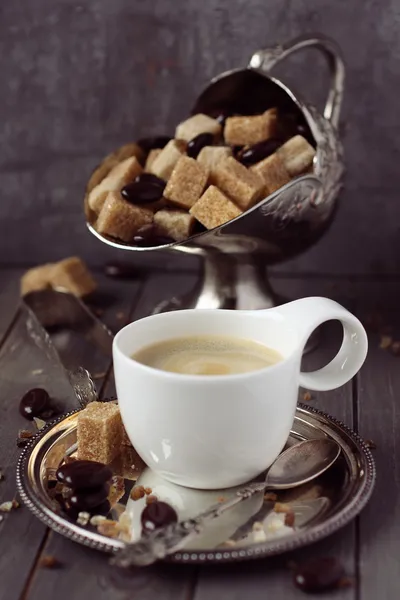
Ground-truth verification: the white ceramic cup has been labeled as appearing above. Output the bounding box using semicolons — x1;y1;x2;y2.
113;297;368;489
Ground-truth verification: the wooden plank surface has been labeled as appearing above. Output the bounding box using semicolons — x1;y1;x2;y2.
25;272;199;600
351;282;400;600
0;268;143;600
0;267;398;600
0;267;24;338
0;267;48;600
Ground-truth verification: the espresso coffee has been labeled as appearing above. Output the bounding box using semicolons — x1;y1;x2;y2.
132;335;282;375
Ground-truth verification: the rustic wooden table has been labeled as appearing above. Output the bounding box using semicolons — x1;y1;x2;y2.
0;265;397;600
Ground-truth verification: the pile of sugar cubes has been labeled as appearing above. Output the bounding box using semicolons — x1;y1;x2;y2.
85;109;316;246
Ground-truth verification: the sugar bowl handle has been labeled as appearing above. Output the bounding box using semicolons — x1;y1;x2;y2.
248;34;345;129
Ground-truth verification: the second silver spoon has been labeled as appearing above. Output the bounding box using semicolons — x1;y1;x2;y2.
112;438;340;567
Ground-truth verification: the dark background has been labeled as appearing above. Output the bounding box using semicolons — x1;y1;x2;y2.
1;0;399;275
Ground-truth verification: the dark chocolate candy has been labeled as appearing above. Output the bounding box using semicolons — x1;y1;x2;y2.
19;388;50;421
186;132;214;159
141;501;178;533
56;460;112;490
293;557;346;593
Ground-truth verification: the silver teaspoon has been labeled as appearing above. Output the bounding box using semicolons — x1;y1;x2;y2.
111;438;340;568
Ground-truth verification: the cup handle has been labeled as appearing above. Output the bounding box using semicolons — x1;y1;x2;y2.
270;297;368;391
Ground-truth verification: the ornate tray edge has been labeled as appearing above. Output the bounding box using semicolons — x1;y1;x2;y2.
16;403;376;564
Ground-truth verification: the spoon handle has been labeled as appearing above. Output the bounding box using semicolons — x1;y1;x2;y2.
111;481;267;567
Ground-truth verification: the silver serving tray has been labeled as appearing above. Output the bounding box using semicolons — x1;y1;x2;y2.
16;404;375;564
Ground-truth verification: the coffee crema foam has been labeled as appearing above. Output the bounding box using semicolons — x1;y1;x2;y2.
132;335;283;375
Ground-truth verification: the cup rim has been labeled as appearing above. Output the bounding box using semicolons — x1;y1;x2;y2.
113;310;298;383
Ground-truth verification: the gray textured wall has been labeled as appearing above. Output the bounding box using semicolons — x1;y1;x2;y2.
1;0;399;274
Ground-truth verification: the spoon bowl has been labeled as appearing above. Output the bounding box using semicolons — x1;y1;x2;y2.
266;438;341;489
112;438;341;567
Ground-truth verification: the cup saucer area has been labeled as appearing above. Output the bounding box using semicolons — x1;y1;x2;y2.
16;405;375;563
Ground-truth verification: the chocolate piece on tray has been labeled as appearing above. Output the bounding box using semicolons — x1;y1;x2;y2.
278;134;316;176
175;113;222;142
96;192;153;242
141;501;178;532
190;185;242;230
88;156;143;214
69;485;110;511
154;209;195;241
77;401;123;464
50;257;97;297
212;156;264;210
164;156;208;210
224;109;278;146
149;139;187;181
251;153;291;195
56;460;112;489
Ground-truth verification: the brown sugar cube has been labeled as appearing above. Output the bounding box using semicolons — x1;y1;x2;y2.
251;152;291;195
175;113;222;142
50;257;97;297
86;157;119;195
224;109;278;146
190;185;242;230
278;135;316;176
164;156;208;210
20;264;54;296
88;156;143;213
212;157;264;210
145;148;162;171
154;209;195;241
197;146;232;179
149;140;186;180
96;192;153;242
86;144;145;196
77;401;123;464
